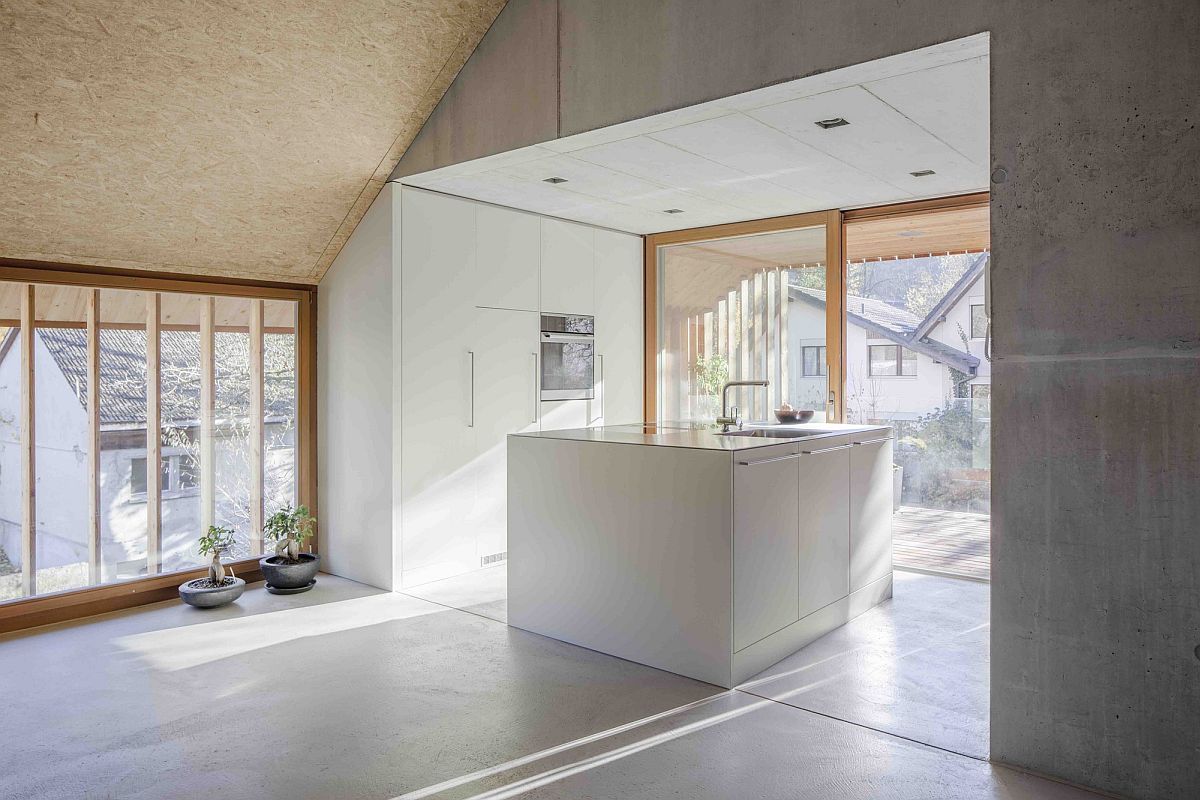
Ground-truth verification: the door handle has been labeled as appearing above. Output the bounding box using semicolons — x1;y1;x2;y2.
802;443;853;455
532;352;539;424
737;452;802;466
467;350;475;428
852;438;892;446
598;354;605;421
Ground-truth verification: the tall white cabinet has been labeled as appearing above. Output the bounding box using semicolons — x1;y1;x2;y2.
540;219;594;316
399;188;644;587
594;229;644;426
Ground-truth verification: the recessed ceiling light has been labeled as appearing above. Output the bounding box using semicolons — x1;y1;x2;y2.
663;208;684;214
910;169;937;177
814;117;849;129
543;176;568;184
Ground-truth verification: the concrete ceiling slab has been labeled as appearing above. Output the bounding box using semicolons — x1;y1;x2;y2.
0;0;507;283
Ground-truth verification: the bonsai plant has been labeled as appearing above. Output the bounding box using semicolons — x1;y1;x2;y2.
260;504;320;594
179;525;246;608
200;525;236;582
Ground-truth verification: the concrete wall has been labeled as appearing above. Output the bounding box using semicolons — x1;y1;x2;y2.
388;2;1200;797
317;183;398;591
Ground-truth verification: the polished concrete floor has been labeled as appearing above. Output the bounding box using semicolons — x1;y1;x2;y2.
0;571;1100;800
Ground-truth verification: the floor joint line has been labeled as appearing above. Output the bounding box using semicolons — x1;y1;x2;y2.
733;687;989;764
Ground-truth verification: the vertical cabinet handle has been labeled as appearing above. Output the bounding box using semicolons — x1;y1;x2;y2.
598;354;605;421
467;350;475;428
532;352;539;424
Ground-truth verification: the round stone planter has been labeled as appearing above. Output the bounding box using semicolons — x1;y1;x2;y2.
260;552;320;594
179;576;246;608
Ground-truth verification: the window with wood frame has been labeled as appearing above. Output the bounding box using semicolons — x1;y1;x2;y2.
0;279;307;606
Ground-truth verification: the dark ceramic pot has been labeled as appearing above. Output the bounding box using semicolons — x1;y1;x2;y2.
179;577;246;608
260;552;320;593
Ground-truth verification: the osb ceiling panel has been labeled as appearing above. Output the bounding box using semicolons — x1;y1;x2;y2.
0;0;507;284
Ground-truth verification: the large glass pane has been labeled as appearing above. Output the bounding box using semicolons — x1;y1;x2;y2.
0;284;25;599
158;293;204;573
845;203;991;580
657;225;828;424
32;284;92;593
98;288;150;583
263;300;298;518
214;297;253;557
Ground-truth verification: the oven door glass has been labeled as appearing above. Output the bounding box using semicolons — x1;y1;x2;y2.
541;335;594;400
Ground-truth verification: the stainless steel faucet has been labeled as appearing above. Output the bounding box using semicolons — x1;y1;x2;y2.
717;380;769;432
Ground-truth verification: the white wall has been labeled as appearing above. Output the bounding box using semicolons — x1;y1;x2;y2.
788;299;951;422
928;273;990;383
317;182;398;590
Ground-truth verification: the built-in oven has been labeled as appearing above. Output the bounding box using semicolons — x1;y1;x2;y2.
540;313;594;401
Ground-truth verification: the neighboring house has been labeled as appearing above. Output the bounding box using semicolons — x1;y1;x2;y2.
788;255;990;423
0;328;296;581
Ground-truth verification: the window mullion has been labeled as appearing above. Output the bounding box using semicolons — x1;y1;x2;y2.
20;284;35;596
146;292;162;574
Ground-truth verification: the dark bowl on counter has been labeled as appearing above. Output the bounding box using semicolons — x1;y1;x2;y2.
774;408;815;424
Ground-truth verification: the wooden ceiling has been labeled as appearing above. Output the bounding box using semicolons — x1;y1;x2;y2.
0;0;507;284
660;204;990;316
662;227;827;317
846;205;990;262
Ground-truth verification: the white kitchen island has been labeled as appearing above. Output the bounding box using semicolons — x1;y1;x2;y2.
507;422;894;688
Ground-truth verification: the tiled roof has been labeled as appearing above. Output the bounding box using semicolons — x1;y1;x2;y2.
20;328;294;427
792;286;980;374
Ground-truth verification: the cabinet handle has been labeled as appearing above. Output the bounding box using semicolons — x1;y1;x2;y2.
801;443;853;455
468;350;475;428
598;354;605;421
737;452;802;466
532;352;539;424
852;438;892;446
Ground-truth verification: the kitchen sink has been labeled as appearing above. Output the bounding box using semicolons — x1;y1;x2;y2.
718;428;815;439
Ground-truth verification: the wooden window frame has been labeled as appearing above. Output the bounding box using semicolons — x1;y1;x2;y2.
643;209;845;423
0;258;317;635
641;192;989;425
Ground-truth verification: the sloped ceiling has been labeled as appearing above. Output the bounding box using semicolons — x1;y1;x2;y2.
0;0;507;284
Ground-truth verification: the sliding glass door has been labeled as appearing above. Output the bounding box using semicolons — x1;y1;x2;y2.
842;197;991;580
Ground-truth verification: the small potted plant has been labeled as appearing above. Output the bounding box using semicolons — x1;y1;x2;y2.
260;504;319;594
179;525;246;608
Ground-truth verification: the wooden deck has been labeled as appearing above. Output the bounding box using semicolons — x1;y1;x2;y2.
892;505;990;582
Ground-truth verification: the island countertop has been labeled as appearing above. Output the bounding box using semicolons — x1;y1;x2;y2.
511;421;891;451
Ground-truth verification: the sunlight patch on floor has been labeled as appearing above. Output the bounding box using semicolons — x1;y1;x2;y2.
115;592;444;671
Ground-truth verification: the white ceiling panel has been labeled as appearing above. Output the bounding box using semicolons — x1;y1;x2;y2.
401;34;989;235
538;100;735;154
572;136;820;215
649;113;912;209
748;85;987;195
865;56;990;165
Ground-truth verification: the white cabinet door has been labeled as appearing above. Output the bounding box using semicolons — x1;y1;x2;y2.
541;219;594;316
475;204;540;312
733;452;801;651
849;437;894;591
469;308;540;560
594;229;644;426
796;443;851;619
540;399;588;432
399;189;478;585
